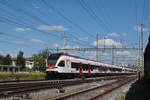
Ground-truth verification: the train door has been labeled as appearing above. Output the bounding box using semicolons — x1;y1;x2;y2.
66;59;71;73
99;66;102;75
79;63;83;76
104;66;106;76
88;64;91;75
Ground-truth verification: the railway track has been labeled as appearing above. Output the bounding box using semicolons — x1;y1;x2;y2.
0;79;45;83
46;76;136;100
0;75;136;99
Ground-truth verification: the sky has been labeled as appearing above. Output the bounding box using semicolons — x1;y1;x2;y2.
0;0;149;65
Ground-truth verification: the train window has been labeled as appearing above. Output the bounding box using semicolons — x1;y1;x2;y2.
58;61;65;67
71;62;75;68
83;68;86;71
95;66;99;70
71;62;80;68
98;66;102;71
76;67;79;71
82;64;88;71
118;68;122;72
85;68;88;71
105;67;108;71
101;66;105;70
91;65;95;70
98;66;101;71
94;65;96;69
109;68;112;71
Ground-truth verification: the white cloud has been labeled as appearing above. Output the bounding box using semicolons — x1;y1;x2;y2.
115;50;131;56
73;37;88;42
107;33;120;37
128;55;138;60
122;33;127;37
102;52;109;56
30;39;46;44
53;44;80;49
10;53;17;57
83;51;96;60
0;51;3;55
64;45;71;49
73;45;80;49
53;44;59;48
107;33;127;37
15;28;31;32
134;25;147;32
13;41;24;45
0;51;17;57
37;25;67;31
32;3;39;9
77;37;88;41
93;38;122;47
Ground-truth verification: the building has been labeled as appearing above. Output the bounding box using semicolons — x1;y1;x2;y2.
24;58;34;69
12;57;34;69
0;65;21;72
0;57;34;72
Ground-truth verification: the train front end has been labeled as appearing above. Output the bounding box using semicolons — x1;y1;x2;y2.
46;53;62;79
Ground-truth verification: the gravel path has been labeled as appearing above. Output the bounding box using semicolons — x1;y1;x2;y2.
95;78;137;100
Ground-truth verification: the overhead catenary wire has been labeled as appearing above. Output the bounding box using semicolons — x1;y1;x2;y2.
134;0;138;25
0;40;39;49
0;32;29;41
28;0;94;47
0;16;62;39
0;1;62;38
95;0;112;31
0;0;94;48
142;0;146;24
28;0;92;42
143;0;149;25
0;15;93;48
80;0;111;33
0;0;50;25
66;31;94;47
41;0;94;38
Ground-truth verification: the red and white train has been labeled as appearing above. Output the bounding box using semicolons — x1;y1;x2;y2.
46;53;136;79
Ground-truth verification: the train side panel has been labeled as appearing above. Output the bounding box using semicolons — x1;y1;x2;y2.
46;53;136;79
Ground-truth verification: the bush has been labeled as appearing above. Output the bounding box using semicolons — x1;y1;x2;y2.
0;72;46;80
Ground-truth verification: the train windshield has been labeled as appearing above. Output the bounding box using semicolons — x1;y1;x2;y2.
47;53;62;65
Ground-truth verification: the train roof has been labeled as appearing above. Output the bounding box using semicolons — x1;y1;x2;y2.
51;53;123;68
50;53;97;62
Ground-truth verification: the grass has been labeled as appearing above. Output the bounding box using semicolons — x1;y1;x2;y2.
116;94;126;100
0;72;46;80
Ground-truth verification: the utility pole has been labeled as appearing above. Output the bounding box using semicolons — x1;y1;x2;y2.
112;45;115;65
141;24;144;76
96;34;99;62
138;28;141;76
103;37;106;52
64;31;67;53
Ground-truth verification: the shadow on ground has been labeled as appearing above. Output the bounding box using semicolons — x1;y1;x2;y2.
126;77;150;100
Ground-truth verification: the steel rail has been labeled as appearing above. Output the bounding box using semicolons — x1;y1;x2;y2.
0;75;136;98
48;76;136;100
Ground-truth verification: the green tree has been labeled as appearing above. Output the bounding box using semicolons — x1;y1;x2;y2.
16;51;25;69
0;55;4;65
32;49;50;72
3;54;12;65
